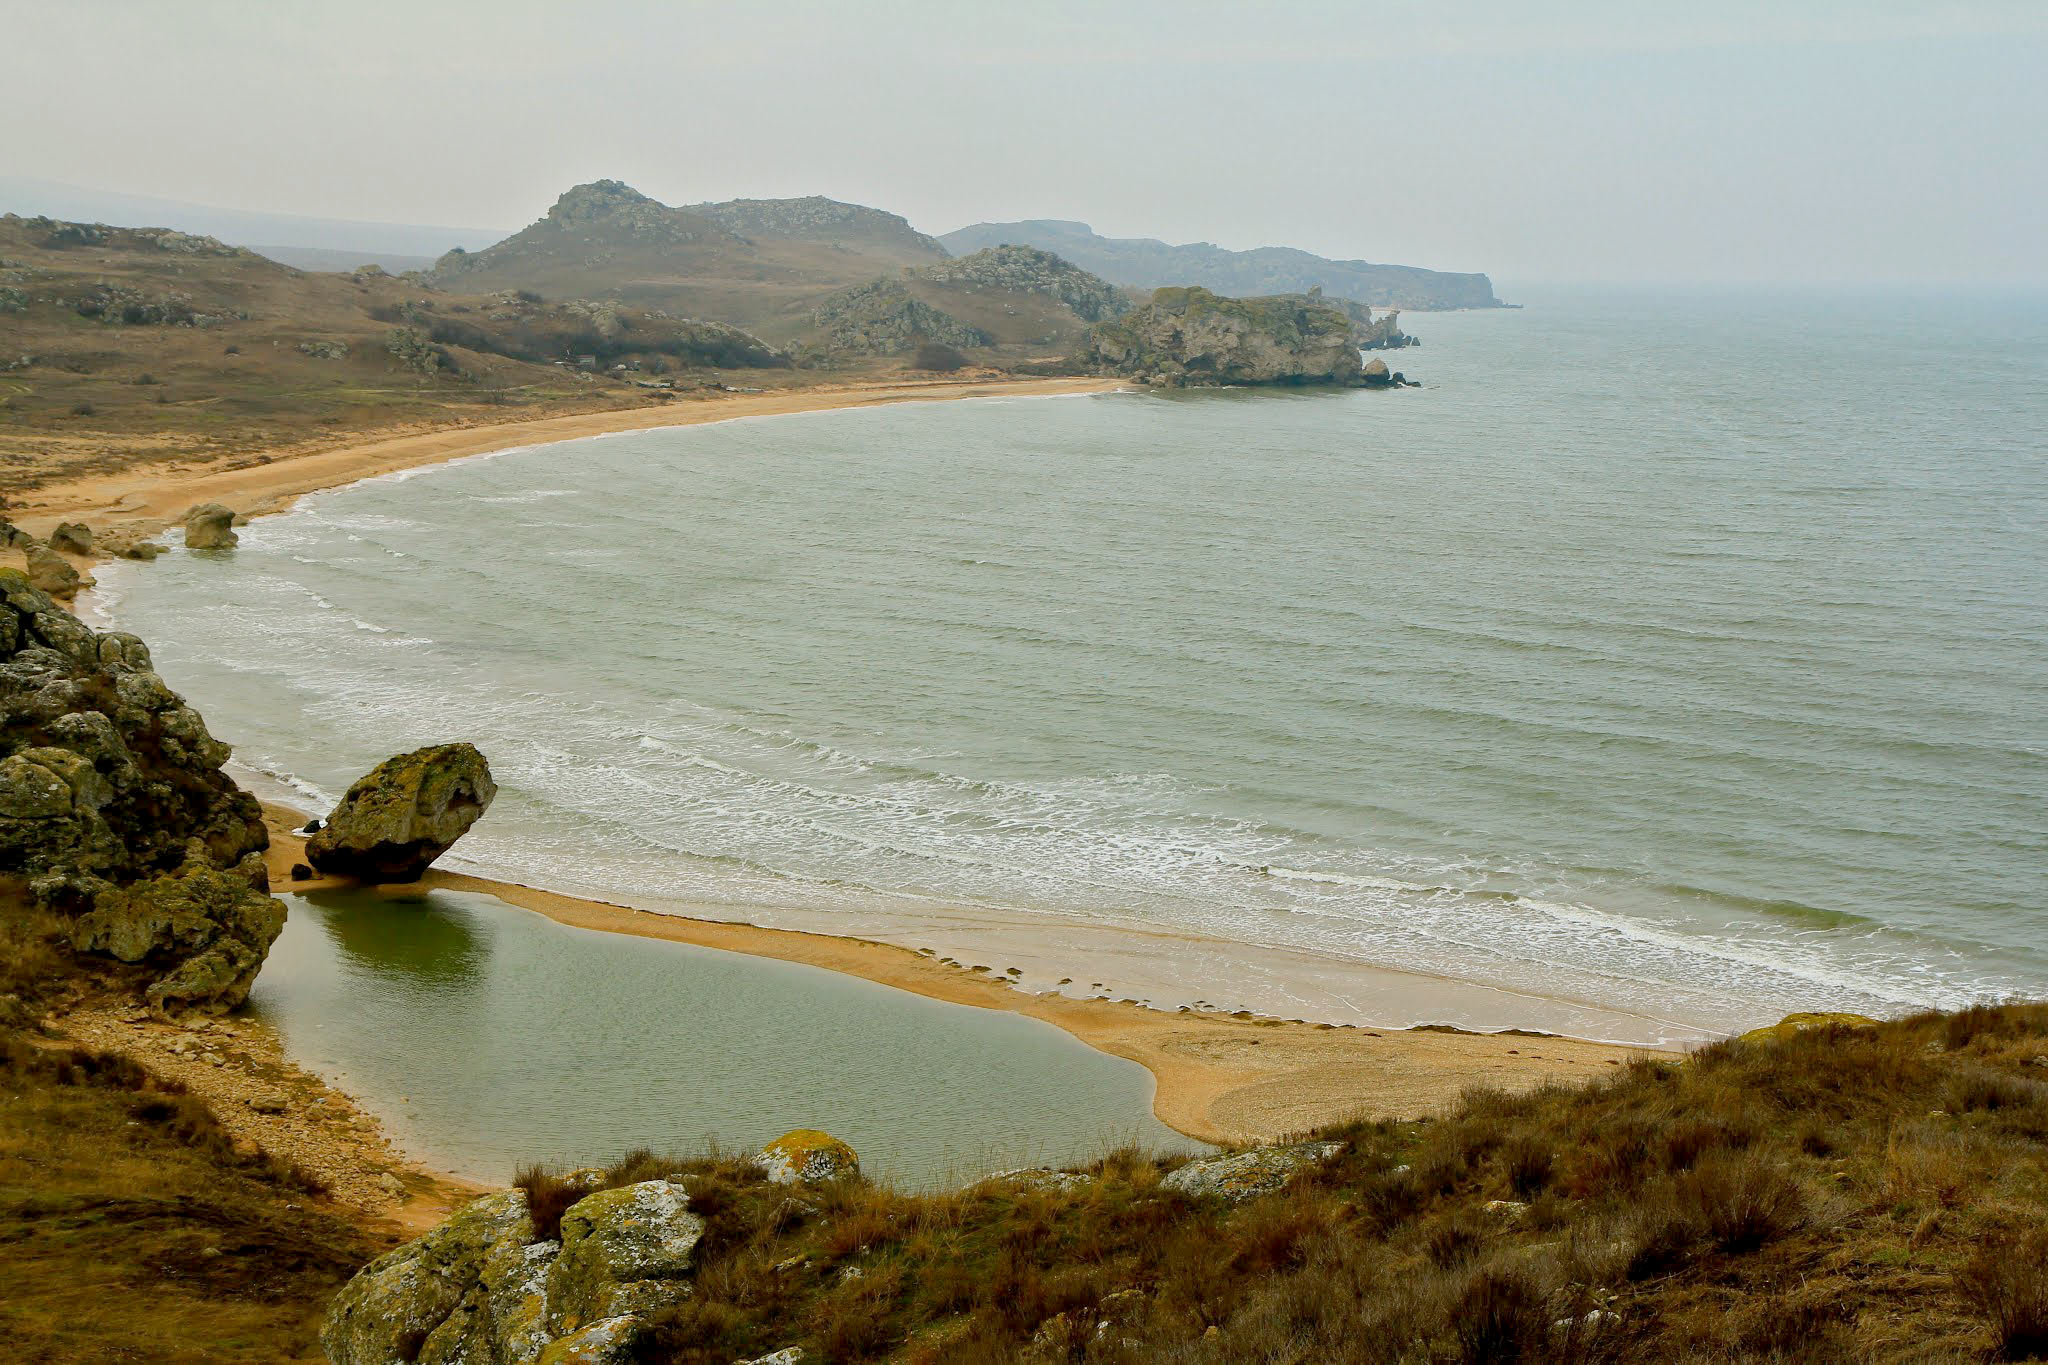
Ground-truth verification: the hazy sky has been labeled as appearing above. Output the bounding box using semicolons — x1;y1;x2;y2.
6;0;2045;285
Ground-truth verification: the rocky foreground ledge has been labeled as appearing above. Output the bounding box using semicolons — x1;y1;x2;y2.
0;570;281;1017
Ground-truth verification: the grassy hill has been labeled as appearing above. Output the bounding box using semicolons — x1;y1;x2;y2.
940;219;1503;311
426;181;950;344
0;212;802;499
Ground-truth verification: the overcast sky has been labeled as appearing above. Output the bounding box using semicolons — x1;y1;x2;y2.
6;0;2045;285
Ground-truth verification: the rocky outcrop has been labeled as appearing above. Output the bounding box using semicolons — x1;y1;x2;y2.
1083;287;1369;387
1159;1142;1344;1202
910;245;1129;323
49;521;92;554
810;279;988;356
183;503;238;550
1739;1011;1880;1043
752;1129;860;1185
305;742;496;882
0;570;278;1016
25;543;85;597
323;1181;703;1365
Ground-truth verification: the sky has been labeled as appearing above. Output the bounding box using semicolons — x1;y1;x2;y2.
5;0;2046;286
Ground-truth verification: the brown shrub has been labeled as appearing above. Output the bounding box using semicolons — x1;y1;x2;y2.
1677;1152;1806;1253
1451;1268;1551;1364
1957;1230;2048;1360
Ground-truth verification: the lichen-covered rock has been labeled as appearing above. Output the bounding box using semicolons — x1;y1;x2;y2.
63;851;284;1017
1160;1142;1344;1203
25;543;84;597
754;1129;861;1185
305;742;496;882
322;1189;538;1365
737;1349;809;1365
1739;1012;1880;1043
1083;287;1367;386
183;502;238;549
550;1179;704;1331
535;1315;648;1365
324;1181;701;1365
0;570;276;1015
979;1168;1096;1195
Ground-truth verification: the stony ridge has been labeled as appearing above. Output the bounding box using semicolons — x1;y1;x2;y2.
909;244;1128;323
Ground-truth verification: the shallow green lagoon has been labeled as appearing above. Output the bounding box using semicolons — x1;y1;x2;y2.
251;889;1199;1187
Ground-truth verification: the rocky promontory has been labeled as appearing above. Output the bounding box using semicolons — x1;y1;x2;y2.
1083;286;1403;387
0;570;280;1016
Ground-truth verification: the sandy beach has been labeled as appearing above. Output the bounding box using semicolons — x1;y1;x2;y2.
28;372;1654;1172
9;375;1127;536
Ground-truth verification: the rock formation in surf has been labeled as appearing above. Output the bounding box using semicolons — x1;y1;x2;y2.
305;742;497;882
183;502;238;550
0;570;281;1016
1083;287;1378;387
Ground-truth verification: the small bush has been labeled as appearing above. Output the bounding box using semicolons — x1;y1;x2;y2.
1679;1152;1806;1253
1501;1135;1554;1197
68;401;96;416
911;341;968;372
513;1165;583;1242
1451;1269;1550;1364
1958;1231;2048;1361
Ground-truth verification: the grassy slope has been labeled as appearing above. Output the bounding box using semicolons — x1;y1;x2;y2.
517;1009;2048;1364
0;219;803;500
0;1036;389;1364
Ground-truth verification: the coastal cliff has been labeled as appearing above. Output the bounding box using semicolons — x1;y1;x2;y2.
0;571;280;1018
1083;286;1392;387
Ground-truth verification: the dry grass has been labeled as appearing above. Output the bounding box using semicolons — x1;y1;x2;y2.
492;1006;2048;1362
0;1030;385;1363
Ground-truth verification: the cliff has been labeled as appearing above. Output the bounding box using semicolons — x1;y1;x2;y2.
0;572;281;1018
940;218;1503;311
1083;286;1379;386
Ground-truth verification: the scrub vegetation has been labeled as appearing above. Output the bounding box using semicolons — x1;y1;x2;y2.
494;1008;2048;1363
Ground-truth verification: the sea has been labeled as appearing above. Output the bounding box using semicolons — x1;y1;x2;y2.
95;285;2048;1044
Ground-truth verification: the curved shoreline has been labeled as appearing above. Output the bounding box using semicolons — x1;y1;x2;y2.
36;372;1655;1151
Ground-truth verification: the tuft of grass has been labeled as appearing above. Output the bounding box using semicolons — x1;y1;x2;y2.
1957;1230;2048;1361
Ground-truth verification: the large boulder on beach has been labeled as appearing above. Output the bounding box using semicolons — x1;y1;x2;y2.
25;543;85;597
753;1129;861;1185
305;742;497;882
49;521;92;554
182;502;238;549
0;570;278;1016
323;1181;700;1365
1160;1141;1345;1203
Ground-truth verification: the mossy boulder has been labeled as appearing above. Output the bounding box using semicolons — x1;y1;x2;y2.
753;1129;861;1185
25;543;85;597
323;1181;700;1365
1739;1012;1881;1043
306;742;496;882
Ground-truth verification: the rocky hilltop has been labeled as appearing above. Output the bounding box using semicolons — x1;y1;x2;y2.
908;245;1130;323
1084;286;1395;387
941;219;1502;311
422;182;952;342
0;571;280;1017
809;278;989;356
681;195;945;260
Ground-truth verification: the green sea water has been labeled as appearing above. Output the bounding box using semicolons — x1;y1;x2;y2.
251;889;1196;1186
103;286;2048;1042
